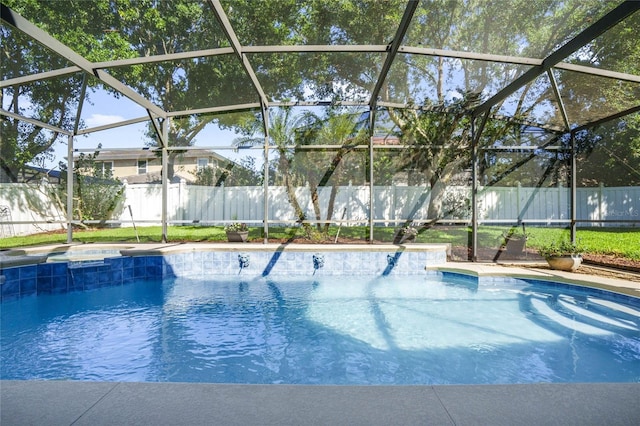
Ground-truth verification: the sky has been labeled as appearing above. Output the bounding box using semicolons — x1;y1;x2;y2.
45;90;245;170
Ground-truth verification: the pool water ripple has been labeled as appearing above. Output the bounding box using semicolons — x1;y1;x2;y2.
1;275;639;385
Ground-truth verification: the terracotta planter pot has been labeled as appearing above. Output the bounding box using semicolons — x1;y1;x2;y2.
226;231;249;243
546;255;582;272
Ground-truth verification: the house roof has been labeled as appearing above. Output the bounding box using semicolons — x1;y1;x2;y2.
75;149;232;162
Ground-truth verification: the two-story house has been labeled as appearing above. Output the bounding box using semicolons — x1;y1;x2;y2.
81;149;233;184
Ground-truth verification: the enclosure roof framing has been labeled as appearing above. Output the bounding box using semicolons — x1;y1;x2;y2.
2;0;639;136
5;46;640;91
472;1;640;118
1;3;167;120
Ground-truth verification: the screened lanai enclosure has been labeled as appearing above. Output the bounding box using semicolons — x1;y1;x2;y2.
1;0;639;260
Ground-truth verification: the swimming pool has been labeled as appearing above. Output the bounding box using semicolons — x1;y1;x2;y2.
2;273;638;384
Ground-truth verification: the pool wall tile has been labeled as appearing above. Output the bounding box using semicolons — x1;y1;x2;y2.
1;268;19;294
67;271;83;292
20;265;37;280
37;275;53;294
1;276;20;298
1;246;451;300
111;268;124;283
155;250;441;278
51;263;67;276
51;276;69;293
98;268;111;285
37;263;53;277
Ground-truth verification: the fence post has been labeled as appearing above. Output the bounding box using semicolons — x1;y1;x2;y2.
221;182;226;222
179;178;186;223
516;183;521;222
347;180;352;222
598;182;604;226
557;180;562;225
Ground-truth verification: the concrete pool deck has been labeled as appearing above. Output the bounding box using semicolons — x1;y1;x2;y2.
2;381;639;425
2;244;639;425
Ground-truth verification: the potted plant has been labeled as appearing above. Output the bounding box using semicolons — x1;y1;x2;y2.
501;228;529;254
224;222;249;242
538;239;583;272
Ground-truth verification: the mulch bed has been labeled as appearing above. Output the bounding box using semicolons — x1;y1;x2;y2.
581;253;640;273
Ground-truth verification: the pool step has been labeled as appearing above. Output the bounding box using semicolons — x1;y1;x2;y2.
528;294;639;336
557;296;638;331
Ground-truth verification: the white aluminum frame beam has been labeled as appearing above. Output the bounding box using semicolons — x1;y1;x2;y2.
370;0;419;112
572;104;640;134
547;70;571;131
1;4;167;120
72;74;88;135
166;103;262;118
0;66;81;88
93;47;235;69
473;2;640;117
0;108;72;135
207;0;269;109
242;45;388;54
75;116;150;135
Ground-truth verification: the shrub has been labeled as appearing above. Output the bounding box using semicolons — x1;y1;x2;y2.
538;239;582;258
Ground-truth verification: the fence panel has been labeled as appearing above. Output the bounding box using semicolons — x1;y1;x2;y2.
1;183;638;236
0;183;65;236
119;183;164;225
600;186;640;224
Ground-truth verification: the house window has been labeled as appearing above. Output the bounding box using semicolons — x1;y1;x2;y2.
197;158;209;171
137;160;147;175
96;161;113;177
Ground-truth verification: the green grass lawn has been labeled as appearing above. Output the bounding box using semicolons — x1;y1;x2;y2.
1;225;638;261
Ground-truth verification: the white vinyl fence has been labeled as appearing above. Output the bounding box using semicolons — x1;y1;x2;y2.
1;182;638;236
0;181;66;237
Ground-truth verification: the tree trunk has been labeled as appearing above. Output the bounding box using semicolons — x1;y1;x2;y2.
166;152;178;181
279;153;311;235
427;178;446;220
323;184;339;235
308;178;322;232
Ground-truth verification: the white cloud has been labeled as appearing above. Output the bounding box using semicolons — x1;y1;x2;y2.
84;113;126;127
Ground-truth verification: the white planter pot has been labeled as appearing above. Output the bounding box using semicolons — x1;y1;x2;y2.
546;255;582;272
226;231;249;242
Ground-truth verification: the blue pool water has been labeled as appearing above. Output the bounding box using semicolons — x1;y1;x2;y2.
1;274;639;384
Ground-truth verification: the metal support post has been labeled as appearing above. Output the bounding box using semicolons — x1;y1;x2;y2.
368;108;375;243
570;131;577;243
161;119;169;243
471;118;478;261
66;135;74;243
262;104;270;244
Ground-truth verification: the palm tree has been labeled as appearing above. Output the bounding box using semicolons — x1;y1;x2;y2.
234;108;314;235
297;110;368;234
235;108;368;237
